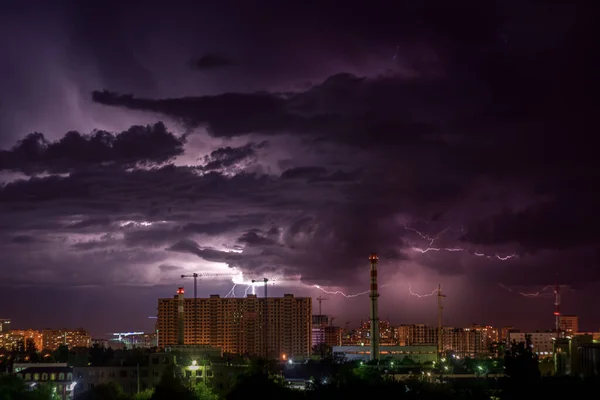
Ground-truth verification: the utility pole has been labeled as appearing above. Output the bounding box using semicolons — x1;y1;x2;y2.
437;284;446;361
181;273;199;344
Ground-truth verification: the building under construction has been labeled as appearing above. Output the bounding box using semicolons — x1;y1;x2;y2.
156;290;312;359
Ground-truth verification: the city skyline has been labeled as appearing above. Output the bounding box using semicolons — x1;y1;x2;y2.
1;1;599;335
0;287;592;338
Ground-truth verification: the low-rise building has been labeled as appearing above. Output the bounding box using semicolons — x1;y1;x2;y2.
73;350;248;398
13;363;68;373
332;345;437;364
508;332;555;356
15;366;74;400
74;352;176;395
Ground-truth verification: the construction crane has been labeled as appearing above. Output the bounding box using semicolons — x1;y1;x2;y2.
316;296;329;316
197;272;239;277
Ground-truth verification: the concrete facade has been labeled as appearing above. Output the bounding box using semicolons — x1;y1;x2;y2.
157;293;312;359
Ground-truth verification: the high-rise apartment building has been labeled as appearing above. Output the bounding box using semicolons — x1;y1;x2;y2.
501;326;516;343
394;324;498;357
3;330;44;351
42;329;91;350
0;319;10;333
0;329;91;351
157;292;312;359
559;315;579;335
509;332;556;356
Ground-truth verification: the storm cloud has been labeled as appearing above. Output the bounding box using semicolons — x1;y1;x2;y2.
0;0;598;333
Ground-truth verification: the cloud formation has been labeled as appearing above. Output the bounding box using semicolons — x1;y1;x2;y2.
1;0;599;333
0;122;185;174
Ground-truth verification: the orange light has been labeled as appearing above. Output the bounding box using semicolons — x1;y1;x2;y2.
282;354;287;360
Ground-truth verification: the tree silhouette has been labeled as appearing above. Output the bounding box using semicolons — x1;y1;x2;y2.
53;344;69;363
504;335;540;382
312;343;332;360
150;365;196;400
74;382;130;400
0;375;62;400
191;381;218;400
133;389;154;400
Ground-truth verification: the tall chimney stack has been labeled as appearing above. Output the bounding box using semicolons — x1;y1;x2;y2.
554;283;561;339
369;253;380;362
177;287;185;345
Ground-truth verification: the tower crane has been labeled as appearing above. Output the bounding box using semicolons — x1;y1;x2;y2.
197;272;240;277
316;296;329;316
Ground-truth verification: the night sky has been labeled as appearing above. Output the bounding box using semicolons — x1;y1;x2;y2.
1;0;598;337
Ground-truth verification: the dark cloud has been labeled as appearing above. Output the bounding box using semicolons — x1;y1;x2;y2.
90;66;598;189
464;195;600;253
0;122;185;174
189;53;236;70
237;230;277;246
202;142;267;171
281;166;327;180
10;235;39;244
66;217;111;230
2;0;600;333
158;264;184;272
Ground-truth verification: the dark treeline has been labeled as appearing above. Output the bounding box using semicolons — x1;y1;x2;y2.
2;338;598;400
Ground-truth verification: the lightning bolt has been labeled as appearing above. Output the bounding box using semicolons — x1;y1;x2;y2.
224;283;237;298
408;283;439;298
404;222;517;261
499;283;555;298
312;284;392;298
313;285;370;298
